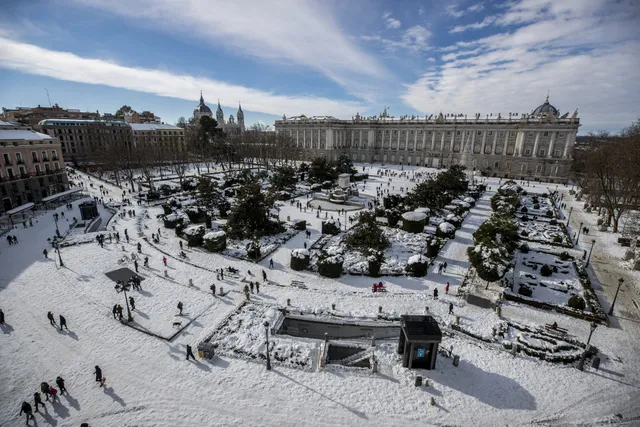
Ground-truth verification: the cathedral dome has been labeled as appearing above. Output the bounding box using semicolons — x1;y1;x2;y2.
532;95;559;117
194;92;212;116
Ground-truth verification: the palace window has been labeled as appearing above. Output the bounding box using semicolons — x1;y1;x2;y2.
525;149;531;155
488;131;493;135
477;131;482;135
457;131;461;135
494;162;500;168
536;164;543;172
544;132;549;136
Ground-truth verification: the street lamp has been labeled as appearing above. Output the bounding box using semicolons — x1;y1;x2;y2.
264;321;272;370
55;241;64;267
577;322;598;371
608;278;624;316
575;221;583;244
566;206;573;226
115;280;134;322
586;239;596;267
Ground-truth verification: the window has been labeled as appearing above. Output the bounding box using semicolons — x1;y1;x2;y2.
525;149;531;155
457;131;461;135
544;132;549;136
529;132;534;136
19;166;26;176
41;151;48;161
32;152;38;161
539;149;545;156
536;164;543;172
3;153;10;165
494;162;500;168
45;163;51;172
35;164;41;174
554;149;561;157
7;168;14;178
477;131;482;135
558;133;564;137
51;150;58;160
488;131;493;135
15;153;23;164
447;131;451;135
499;131;504;136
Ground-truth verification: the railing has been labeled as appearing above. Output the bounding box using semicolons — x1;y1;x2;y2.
32;158;40;163
16;159;24;165
4;160;12;166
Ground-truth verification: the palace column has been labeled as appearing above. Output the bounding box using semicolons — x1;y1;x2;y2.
515;131;525;156
502;131;509;155
469;131;476;152
480;131;487;154
491;131;498;154
563;131;575;158
532;131;541;157
431;131;436;151
547;131;556;158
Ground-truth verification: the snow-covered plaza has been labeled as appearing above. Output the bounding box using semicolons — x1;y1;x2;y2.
1;164;639;427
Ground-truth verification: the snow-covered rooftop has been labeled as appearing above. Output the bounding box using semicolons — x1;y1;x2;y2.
130;123;183;131
0;129;56;142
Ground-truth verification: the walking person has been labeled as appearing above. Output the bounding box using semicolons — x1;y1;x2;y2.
48;385;58;402
179;240;183;250
262;270;267;282
112;304;118;319
116;304;123;320
94;365;104;387
269;258;274;269
40;382;51;401
250;282;254;293
0;308;4;325
59;314;68;330
186;344;196;361
33;392;45;411
243;285;250;300
449;303;454;315
433;288;438;300
255;282;260;294
43;249;48;258
47;311;56;326
134;260;139;273
20;401;34;424
129;296;135;310
144;256;149;268
210;284;216;296
443;262;448;272
163;256;167;267
56;376;66;394
177;301;183;316
445;282;450;294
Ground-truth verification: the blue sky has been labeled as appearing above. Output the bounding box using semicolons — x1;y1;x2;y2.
0;0;638;133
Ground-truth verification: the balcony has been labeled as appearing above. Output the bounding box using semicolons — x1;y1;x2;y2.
42;157;49;162
16;159;25;165
32;158;40;163
3;160;12;166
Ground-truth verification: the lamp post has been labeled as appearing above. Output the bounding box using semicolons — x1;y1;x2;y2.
608;278;624;316
55;241;64;267
577;322;598;371
116;280;134;322
264;321;272;370
575;221;583;244
566;206;573;226
586;239;596;267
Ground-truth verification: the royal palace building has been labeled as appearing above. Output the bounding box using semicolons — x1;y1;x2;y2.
274;97;580;182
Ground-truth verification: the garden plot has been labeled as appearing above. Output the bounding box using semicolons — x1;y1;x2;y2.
519;194;556;217
205;302;315;369
309;227;437;275
510;251;585;307
223;227;300;261
517;218;572;247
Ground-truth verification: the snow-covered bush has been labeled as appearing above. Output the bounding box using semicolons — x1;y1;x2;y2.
520;242;530;253
317;251;344;278
521;206;528;213
560;251;572;261
545;210;554;218
163;213;184;229
246;241;261;261
322;219;341;235
367;250;384;277
204;230;227;252
162;204;173;215
540;264;553;277
405;254;428;277
468;243;512;282
436;222;456;238
401;211;427;233
185;207;208;224
184;224;206;247
292;220;307;231
290;248;310;271
426;238;441;257
445;213;463;228
518;284;533;297
567;294;586;310
386;209;401;227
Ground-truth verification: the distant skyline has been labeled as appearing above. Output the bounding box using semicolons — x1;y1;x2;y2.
0;0;638;133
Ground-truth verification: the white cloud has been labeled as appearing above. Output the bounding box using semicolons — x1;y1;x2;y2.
418;8;425;16
449;15;497;33
382;11;401;29
467;3;485;12
427;57;436;62
446;2;486;18
403;1;640;132
360;26;431;52
0;37;367;118
71;0;386;101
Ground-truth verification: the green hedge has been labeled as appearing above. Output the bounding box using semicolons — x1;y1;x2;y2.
322;221;340;235
318;260;343;278
406;259;428;277
204;235;227;252
163;217;183;229
402;217;426;233
290;254;310;271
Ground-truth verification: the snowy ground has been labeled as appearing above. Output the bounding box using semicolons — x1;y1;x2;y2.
1;165;639;427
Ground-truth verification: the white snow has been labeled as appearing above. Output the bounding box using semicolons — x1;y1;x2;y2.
401;211;427;221
204;230;226;240
438;222;456;233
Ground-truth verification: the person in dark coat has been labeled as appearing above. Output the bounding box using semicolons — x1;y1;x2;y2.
56;376;66;394
59;314;68;330
262;270;267;281
449;303;454;315
40;382;51;401
255;282;260;294
43;249;48;258
33;392;45;411
20;401;34;423
186;344;196;361
129;296;135;310
47;311;56;326
433;288;438;300
250;282;254;293
116;305;123;320
210;284;216;296
179;240;183;250
134;260;139;273
112;304;118;319
94;366;103;386
0;308;4;325
177;301;183;315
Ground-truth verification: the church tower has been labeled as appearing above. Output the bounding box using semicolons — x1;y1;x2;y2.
216;99;224;124
237;102;245;133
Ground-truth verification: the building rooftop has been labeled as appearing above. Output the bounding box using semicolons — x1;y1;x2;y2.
38;119;130;127
0;129;56;142
400;315;442;342
129;123;183;131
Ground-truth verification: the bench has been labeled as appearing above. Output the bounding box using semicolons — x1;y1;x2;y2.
544;324;568;335
291;280;307;289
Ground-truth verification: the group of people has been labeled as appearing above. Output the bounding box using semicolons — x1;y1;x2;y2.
19;376;67;424
6;235;19;245
47;311;69;330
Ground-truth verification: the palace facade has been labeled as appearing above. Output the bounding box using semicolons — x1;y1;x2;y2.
274;97;580;182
